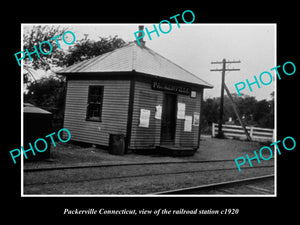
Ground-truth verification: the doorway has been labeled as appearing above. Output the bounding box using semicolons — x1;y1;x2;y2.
160;93;177;145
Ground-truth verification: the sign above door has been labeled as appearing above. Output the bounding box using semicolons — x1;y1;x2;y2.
151;81;191;95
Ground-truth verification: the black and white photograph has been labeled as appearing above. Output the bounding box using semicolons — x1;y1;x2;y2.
21;24;276;196
4;5;298;221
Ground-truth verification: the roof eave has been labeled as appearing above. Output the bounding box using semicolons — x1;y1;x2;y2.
57;70;214;89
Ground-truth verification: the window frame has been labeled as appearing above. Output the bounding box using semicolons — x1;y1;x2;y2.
86;85;104;122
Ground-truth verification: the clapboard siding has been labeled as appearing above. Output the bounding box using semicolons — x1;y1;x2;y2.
129;80;202;150
130;81;163;149
175;93;202;148
63;79;130;146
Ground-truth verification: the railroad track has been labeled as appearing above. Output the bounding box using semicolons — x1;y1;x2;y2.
150;174;274;195
23;158;275;194
24;162;274;186
23;158;274;172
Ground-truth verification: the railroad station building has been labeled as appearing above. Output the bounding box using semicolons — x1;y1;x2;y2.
57;30;213;155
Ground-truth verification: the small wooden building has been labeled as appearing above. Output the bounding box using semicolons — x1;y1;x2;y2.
57;35;213;155
23;103;52;160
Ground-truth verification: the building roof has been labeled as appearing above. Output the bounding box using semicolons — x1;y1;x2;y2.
57;42;213;88
24;103;52;114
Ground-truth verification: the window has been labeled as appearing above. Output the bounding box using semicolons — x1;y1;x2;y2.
86;86;103;121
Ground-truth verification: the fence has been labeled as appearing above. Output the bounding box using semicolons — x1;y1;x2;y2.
212;123;274;142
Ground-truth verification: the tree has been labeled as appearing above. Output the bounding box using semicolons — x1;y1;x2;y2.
61;35;126;67
237;95;257;125
24;25;127;130
201;92;274;134
201;98;219;126
25;75;66;130
23;25;67;84
254;92;274;128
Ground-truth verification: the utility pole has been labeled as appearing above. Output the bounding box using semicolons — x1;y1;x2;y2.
224;84;252;141
210;59;241;138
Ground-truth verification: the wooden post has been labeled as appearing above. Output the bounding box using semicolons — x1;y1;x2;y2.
250;126;254;139
224;84;252;141
210;59;240;139
217;59;226;138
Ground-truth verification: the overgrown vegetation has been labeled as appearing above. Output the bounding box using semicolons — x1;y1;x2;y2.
24;25;127;130
201;92;274;134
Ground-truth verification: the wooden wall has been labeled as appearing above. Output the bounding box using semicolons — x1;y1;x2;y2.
129;81;163;149
63;79;130;146
175;94;202;148
129;80;202;150
63;77;203;150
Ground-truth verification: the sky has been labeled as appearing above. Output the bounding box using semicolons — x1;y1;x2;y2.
23;24;276;100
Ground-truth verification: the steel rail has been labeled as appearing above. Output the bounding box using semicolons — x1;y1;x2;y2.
150;174;274;195
24;158;274;172
24;165;274;186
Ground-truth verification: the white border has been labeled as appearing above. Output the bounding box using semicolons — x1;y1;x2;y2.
21;23;24;195
21;23;277;197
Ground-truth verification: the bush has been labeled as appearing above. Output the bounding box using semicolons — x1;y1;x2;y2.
24;75;66;131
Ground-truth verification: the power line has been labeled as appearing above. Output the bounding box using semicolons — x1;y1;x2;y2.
210;58;250;140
